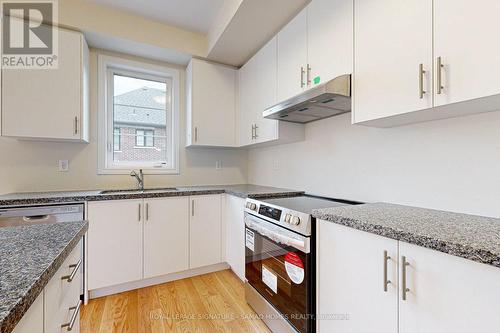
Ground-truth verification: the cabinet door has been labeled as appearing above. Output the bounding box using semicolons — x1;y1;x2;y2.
144;197;189;278
353;0;432;123
254;36;279;144
87;200;143;290
277;10;308;102
317;222;398;333
434;0;500;107
2;27;83;140
225;195;246;281
238;56;258;146
190;195;222;268
399;242;500;333
12;293;43;333
188;59;237;147
307;0;353;87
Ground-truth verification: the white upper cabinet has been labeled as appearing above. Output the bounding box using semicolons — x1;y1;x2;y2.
238;50;259;147
186;58;237;147
433;0;500;107
354;0;500;127
143;197;189;279
307;0;353;87
399;242;500;333
277;10;308;102
353;0;433;124
239;37;304;147
1;26;89;142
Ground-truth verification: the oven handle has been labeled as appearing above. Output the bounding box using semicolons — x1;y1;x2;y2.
245;214;310;253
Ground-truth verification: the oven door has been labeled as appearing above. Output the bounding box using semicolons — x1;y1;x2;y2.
245;213;314;333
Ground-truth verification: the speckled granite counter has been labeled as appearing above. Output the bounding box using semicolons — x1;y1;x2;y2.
0;221;88;333
0;184;304;207
313;203;500;268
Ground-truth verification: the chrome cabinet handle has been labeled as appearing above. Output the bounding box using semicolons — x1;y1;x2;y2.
437;57;444;94
194;127;198;142
401;256;410;300
251;124;255;140
138;203;141;221
307;64;311;86
383;251;391;292
418;64;426;99
254;124;258;139
191;200;195;217
61;299;81;331
300;66;305;88
61;259;82;283
74;116;78;135
145;203;149;221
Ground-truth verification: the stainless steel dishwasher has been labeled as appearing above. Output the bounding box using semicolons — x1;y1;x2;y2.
0;203;86;297
0;204;84;227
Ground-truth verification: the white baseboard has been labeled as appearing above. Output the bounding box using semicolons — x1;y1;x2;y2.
89;262;229;299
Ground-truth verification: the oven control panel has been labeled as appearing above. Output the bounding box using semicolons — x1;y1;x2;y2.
244;198;311;236
258;205;282;221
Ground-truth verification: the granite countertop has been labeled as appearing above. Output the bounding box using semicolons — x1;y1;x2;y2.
313;203;500;268
0;221;88;333
0;184;304;207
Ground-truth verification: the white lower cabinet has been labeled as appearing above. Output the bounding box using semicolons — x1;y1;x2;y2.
399;242;500;333
87;199;143;290
13;241;82;333
318;221;500;333
224;195;246;281
143;197;189;278
189;195;222;269
317;222;398;333
87;195;222;292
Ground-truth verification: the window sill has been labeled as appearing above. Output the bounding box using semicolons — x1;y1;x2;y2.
98;167;179;175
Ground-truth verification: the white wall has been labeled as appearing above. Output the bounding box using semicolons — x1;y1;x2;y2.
0;49;247;195
248;111;500;218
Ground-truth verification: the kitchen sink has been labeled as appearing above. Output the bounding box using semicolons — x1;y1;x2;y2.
99;188;178;195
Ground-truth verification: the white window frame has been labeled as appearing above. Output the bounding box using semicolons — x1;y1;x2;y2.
98;54;180;175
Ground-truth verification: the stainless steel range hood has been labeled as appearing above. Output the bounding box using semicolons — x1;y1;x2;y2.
263;74;351;124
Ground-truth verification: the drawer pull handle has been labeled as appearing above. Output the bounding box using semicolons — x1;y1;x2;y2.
383;250;391;292
401;256;411;301
61;259;82;283
61;299;82;331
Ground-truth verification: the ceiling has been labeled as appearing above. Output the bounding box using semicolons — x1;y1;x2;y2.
85;0;225;34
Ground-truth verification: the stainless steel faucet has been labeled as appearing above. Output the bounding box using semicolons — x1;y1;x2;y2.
130;169;144;191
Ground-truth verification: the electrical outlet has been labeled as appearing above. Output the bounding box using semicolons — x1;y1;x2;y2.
272;159;279;170
216;161;222;170
58;160;69;172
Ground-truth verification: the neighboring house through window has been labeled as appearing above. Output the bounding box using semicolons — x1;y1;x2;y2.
98;55;180;174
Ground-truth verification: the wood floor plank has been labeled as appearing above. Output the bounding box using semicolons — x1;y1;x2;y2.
81;270;271;333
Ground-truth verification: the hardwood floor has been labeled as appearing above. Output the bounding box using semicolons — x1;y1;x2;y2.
80;270;271;333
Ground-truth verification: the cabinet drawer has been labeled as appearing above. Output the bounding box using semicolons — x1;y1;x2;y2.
44;241;82;333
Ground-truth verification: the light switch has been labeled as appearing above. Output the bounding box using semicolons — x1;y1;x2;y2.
58;160;69;172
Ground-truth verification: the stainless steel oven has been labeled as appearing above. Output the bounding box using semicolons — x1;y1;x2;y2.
244;195;360;333
245;212;314;333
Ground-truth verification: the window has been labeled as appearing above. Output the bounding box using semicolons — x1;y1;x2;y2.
135;129;154;147
98;55;179;174
113;128;121;151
